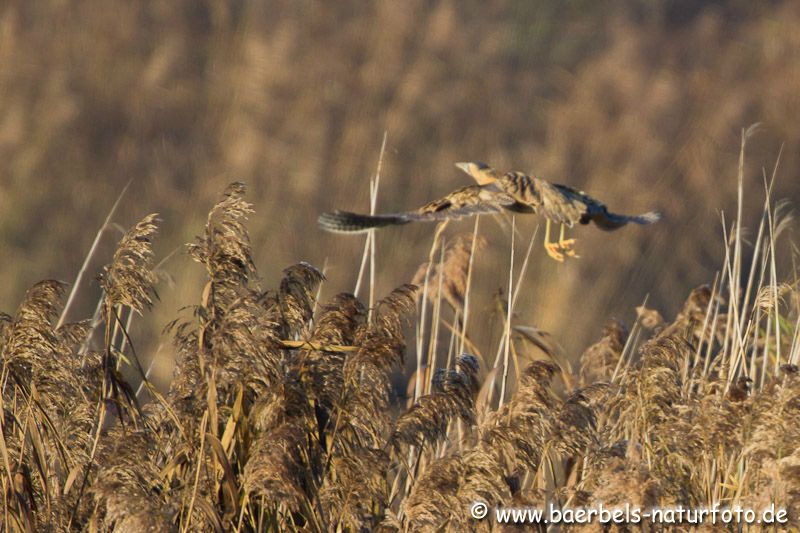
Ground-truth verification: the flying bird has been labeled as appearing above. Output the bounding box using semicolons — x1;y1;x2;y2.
318;162;660;261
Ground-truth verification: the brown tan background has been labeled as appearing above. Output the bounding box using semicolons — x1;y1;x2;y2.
1;0;797;363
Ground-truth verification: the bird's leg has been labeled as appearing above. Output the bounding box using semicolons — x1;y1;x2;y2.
544;219;565;262
558;224;578;258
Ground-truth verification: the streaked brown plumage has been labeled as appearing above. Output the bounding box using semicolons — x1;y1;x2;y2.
318;162;660;260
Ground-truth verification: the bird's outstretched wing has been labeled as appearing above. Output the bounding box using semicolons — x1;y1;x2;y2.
317;210;410;233
587;209;661;231
508;174;661;230
318;184;516;234
550;183;661;230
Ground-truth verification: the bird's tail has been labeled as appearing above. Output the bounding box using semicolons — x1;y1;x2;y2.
318;210;409;233
592;209;661;231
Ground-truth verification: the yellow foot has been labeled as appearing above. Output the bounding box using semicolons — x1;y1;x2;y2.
545;242;565;262
558;238;579;258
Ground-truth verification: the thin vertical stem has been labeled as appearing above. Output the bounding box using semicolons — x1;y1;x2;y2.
498;217;516;409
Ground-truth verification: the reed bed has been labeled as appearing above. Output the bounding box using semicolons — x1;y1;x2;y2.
0;136;798;532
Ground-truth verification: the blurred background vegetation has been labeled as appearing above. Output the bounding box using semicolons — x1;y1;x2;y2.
1;0;797;373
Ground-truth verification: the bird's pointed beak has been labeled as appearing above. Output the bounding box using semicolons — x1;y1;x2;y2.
455;162;471;175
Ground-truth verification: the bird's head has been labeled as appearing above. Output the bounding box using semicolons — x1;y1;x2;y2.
455;161;501;185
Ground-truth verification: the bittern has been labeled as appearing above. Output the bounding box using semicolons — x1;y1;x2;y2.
318;162;660;261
